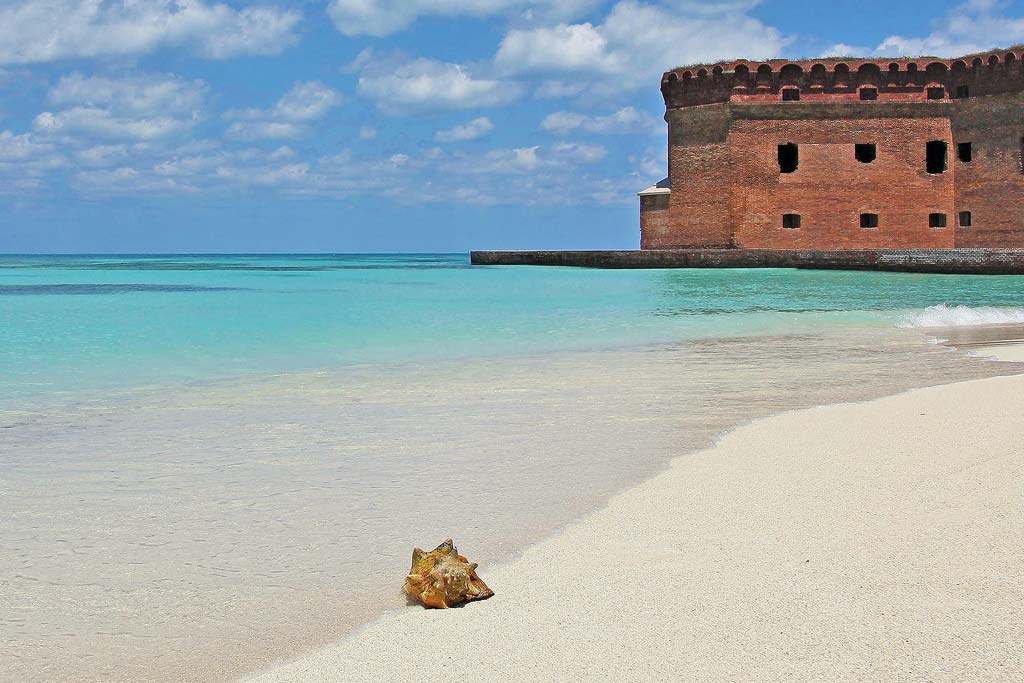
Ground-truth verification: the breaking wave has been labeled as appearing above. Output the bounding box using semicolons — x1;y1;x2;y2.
900;304;1024;328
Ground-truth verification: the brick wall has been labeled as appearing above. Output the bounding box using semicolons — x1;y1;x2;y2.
951;93;1024;247
657;106;733;248
729;113;956;249
639;193;671;248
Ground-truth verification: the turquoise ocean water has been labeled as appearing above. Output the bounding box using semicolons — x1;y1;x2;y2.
4;253;1024;402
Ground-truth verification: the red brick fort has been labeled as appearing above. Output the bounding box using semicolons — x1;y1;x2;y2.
639;47;1024;250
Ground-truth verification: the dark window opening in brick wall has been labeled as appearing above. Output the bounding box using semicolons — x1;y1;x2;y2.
959;211;972;227
782;213;801;229
860;213;879;229
958;142;972;162
859;87;878;101
855;143;877;163
778;143;798;173
956;85;970;98
929;213;948;228
927;86;945;100
782;88;800;101
926;140;948;174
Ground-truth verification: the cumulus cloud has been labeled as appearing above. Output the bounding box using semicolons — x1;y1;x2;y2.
357;55;524;111
495;0;787;91
34;72;207;142
225;121;303;140
224;81;342;140
534;80;587;98
326;0;598;37
0;0;302;65
34;108;193;141
0;130;66;194
0;130;57;161
551;141;607;163
872;0;1024;57
435;117;494;142
48;72;207;117
270;81;344;121
76;144;130;167
62;137;622;206
541;106;660;134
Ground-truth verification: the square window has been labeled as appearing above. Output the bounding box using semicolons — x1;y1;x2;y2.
959;211;972;227
855;143;877;163
929;213;948;228
778;143;798;173
958;142;972;162
927;86;945;100
926;140;948;174
860;213;879;229
782;88;800;101
956;85;970;98
859;88;878;101
782;213;801;229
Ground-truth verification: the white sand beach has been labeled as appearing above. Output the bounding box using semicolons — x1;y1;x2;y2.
243;372;1024;683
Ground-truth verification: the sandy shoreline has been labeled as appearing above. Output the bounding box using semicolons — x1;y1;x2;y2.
242;369;1024;683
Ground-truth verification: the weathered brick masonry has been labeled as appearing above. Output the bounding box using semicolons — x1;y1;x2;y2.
641;47;1024;250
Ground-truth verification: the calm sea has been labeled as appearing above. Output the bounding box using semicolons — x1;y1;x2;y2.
3;254;1024;683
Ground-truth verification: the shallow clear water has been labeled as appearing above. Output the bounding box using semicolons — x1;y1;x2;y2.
4;255;1024;683
5;253;1024;403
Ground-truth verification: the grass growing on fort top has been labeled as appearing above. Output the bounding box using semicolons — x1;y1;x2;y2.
669;43;1024;72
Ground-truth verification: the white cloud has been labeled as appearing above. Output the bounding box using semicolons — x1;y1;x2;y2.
0;130;66;193
271;81;344;121
34;73;207;142
61;138;623;205
34;107;193;141
326;0;598;37
495;0;788;91
551;141;607;163
534;80;587;98
74;166;200;194
359;126;378;140
0;130;56;161
224;81;342;140
77;144;130;167
49;72;206;117
498;22;613;73
822;43;869;58
435;117;494;142
358;57;524;111
0;0;302;65
875;0;1024;57
541;106;660;135
225;121;303;141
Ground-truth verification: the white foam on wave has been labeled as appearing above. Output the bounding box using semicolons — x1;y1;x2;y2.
900;304;1024;328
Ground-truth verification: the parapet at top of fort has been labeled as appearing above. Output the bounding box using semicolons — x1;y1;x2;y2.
661;45;1024;108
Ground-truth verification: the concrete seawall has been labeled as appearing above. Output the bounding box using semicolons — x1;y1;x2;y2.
470;249;1024;274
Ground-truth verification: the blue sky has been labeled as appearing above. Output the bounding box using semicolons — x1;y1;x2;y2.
1;0;1022;252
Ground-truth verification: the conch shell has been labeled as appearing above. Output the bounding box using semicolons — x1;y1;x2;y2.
403;539;494;609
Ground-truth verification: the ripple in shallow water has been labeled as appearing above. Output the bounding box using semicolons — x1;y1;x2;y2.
0;284;245;295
